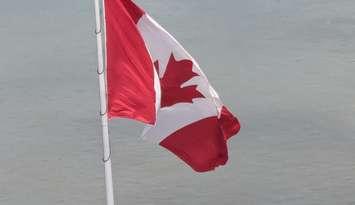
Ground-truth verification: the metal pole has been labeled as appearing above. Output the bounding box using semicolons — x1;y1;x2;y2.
94;0;115;205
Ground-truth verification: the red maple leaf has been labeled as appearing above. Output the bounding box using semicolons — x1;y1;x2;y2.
155;54;205;108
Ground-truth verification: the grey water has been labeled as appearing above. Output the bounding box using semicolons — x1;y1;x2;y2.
1;0;354;204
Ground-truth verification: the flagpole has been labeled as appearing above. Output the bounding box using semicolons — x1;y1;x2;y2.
94;0;115;205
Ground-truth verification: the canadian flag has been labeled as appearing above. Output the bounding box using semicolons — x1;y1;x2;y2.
105;0;241;172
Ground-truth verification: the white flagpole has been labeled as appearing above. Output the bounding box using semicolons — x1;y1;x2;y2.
94;0;115;205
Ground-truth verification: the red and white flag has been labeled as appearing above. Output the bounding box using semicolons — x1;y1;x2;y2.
105;0;241;172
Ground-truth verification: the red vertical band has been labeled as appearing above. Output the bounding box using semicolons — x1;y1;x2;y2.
105;0;155;124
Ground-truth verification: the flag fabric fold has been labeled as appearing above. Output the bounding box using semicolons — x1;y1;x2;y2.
105;0;241;172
